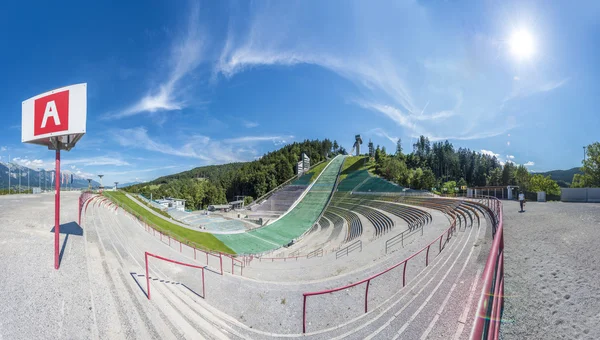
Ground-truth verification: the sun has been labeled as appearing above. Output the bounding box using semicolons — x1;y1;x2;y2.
509;29;535;60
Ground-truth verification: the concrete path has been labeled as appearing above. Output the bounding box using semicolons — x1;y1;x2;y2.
500;201;600;339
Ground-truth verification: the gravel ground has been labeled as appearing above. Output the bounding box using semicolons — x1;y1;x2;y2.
501;201;600;340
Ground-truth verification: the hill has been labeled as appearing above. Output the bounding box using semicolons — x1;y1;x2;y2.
534;167;582;187
124;139;341;209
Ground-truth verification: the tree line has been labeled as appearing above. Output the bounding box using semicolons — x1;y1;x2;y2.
124;139;345;210
372;135;561;195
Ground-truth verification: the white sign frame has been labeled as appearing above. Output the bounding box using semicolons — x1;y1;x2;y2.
22;83;87;150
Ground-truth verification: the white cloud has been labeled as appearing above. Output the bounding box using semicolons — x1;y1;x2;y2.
504;78;570;103
480;149;500;158
223;135;294;144
0;146;6;152
62;156;131;167
242;120;259;128
102;165;181;177
106;4;204;119
524;161;535;166
507;155;515;159
368;128;398;145
111;127;248;164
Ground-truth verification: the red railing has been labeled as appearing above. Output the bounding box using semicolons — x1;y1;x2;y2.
78;192;96;225
471;196;504;339
145;251;205;300
302;215;457;333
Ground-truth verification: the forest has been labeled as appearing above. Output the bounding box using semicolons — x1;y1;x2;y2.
124;139;341;209
124;136;584;210
370;136;561;195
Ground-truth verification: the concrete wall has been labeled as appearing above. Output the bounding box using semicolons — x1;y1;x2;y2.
561;188;600;202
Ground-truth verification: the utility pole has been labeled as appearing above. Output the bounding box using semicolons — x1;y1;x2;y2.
583;146;587;162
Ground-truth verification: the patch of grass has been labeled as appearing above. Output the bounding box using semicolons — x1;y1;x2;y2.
281;298;286;305
306;159;332;183
339;156;369;181
103;191;235;254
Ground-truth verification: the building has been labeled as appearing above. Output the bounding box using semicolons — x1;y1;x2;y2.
208;204;232;212
155;197;186;211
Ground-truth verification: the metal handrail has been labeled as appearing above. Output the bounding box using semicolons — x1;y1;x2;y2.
335;239;362;259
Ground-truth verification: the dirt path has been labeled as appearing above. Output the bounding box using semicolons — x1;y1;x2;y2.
501;201;600;339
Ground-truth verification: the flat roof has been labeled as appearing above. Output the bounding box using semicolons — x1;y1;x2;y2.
209;204;232;209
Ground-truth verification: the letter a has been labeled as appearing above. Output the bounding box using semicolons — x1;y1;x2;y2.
41;100;61;128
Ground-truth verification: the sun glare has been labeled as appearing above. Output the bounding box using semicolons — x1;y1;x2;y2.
509;29;535;60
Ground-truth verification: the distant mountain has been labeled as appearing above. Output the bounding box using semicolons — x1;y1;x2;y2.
119;181;145;188
533;167;582;187
0;162;100;190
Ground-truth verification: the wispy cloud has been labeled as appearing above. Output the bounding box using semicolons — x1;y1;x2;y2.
102;165;181;176
504;77;570;103
524;161;535;166
111;127;248;164
507;155;515;159
105;4;204;120
368;128;398;144
62;156;131;167
223;135;294;144
242;120;259;128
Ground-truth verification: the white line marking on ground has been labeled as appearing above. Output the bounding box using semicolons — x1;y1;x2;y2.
420;238;483;339
394;224;482;339
453;268;482;340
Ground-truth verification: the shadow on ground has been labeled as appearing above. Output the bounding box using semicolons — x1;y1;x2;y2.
50;221;83;265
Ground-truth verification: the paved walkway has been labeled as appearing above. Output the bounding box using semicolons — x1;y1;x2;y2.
500;201;600;339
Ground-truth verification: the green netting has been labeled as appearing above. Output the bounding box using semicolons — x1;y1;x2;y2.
291;173;312;185
355;176;405;192
336;170;370;191
214;156;345;254
337;169;405;193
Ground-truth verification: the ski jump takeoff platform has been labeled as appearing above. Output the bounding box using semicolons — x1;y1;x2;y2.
22;83;87;270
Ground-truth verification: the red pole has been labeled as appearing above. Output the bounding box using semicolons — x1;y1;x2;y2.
54;149;61;270
402;261;407;287
303;295;307;333
145;252;151;300
365;280;370;313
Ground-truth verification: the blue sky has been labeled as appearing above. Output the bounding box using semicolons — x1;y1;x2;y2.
1;0;599;184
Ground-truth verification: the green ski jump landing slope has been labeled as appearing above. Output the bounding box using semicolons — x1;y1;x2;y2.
214;155;345;254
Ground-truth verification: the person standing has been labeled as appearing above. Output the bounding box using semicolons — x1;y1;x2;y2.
518;192;526;212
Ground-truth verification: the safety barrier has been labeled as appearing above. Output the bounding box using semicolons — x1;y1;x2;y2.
335;239;362;259
471;196;504;339
384;224;424;253
144;252;205;300
78;191;96;225
94;195;245;276
303;216;457;333
307;248;323;259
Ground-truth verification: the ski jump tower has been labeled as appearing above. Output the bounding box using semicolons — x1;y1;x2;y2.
98;175;104;189
352;134;363;156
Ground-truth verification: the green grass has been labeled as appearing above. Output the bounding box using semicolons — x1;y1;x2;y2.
103;191;235;254
339;156;369;181
306;159;332;182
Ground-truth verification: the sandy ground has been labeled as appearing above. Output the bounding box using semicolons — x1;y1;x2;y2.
501;201;600;340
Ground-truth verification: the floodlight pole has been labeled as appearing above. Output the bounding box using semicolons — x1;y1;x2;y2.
54;147;61;270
